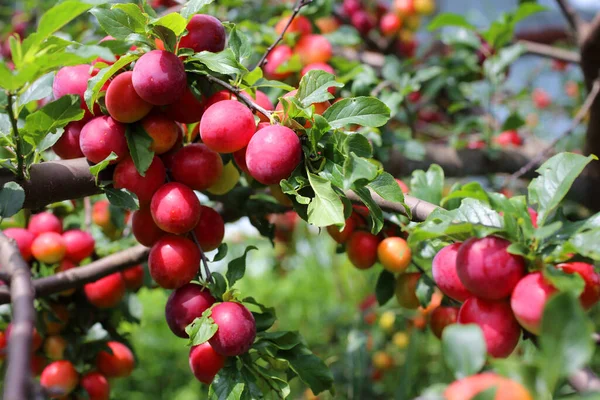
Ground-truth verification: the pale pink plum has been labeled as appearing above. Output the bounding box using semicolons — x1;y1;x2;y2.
62;230;95;262
84;273;126;309
192;205;225;252
132;207;166;247
52;121;85;159
113;156;167;205
28;212;62;236
300;62;336;94
189;342;226;385
245;125;302;185
557;262;600;309
295;34;332;65
456;236;526;300
171;144;223;190
53;64;100;118
432;243;471;302
132;50;187;105
151;183;201;234
3;228;35;261
200;100;256;153
80;116;128;164
264;45;293;80
105;71;153;123
209;302;256;356
179;14;226;53
31;232;66;264
510;272;556;335
162;86;206;123
165;283;216;337
458;297;521;358
148;235;200;289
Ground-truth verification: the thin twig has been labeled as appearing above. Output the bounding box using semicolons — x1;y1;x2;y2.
519;40;580;64
555;0;584;36
6;93;24;181
190;231;212;284
255;0;313;69
506;78;600;184
83;197;92;231
203;75;274;121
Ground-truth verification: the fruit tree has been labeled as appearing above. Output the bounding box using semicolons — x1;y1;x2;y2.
2;0;600;399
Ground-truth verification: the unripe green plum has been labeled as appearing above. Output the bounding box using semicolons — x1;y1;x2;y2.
245;125;302;185
31;232;67;264
207;161;239;195
209;302;256;356
200;100;256;153
96;341;135;378
150;182;202;234
105;71;153;123
113;156;166;204
148;235;200;289
132;50;187;105
84;273;126;309
80;116;128;164
171;143;224;190
395;272;421;309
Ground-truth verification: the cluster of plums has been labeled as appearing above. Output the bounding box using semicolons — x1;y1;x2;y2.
430;227;600;358
1;212;140;399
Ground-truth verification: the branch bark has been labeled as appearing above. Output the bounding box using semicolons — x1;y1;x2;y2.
519;40;580;64
0;231;35;400
555;0;584;36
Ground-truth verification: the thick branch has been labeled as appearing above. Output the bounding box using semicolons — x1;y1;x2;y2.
0;245;149;304
555;0;584;36
345;191;438;222
0;231;35;400
519;40;580;64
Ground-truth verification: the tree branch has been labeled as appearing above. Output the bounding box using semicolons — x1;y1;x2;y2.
0;245;149;304
0;231;35;400
519;40;580;64
345;190;438;222
555;0;584;36
255;0;313;69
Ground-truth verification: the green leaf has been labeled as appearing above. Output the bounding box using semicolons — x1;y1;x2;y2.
428;13;476;31
190;49;247;75
375;270;395;306
442;324;486;379
454;199;503;228
181;0;215;20
21;0;95;57
410;164;444;206
543;267;584;296
244;297;276;332
368;172;407;211
186;308;219;346
441;182;489;208
211;243;228;262
125;125;155;177
296;70;343;108
89;152;118;181
209;367;245;399
227;25;251;63
0;182;25;218
306;173;345;227
501;113;525;131
150;13;187;37
513;2;547;24
528;153;596;226
353;186;384;234
91;4;147;40
279;344;334;395
19;72;54;105
85;54;140;111
343;153;378;190
569;229;600;259
226;246;258;287
415;276;435;308
22;95;84;146
539;292;594;390
322;97;390;129
343;133;372;158
105;187;139;210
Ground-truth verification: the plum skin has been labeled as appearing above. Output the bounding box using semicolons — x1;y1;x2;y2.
165;283;216;338
131;50;187;106
79;116;128;164
150;182;202;234
432;243;471;302
200;100;256;154
148;235;200;289
209;302;256;356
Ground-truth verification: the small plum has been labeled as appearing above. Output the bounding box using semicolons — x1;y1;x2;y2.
52;120;85;159
80;116;128;164
189;342;226;384
207;161;240;195
150;183;201;234
192;206;225;252
113;156;167;204
43;335;67;360
178;14;226;53
395;272;421;309
378;237;412;273
557;262;600;309
456;236;525;300
275;14;312;37
300;62;336;94
43;303;69;334
105;71;153;123
200;100;256;153
132;50;187;105
264;45;294;80
346;231;380;270
162;86;206;124
132;207;166;246
430;306;459;339
245;125;302;185
458;297;521;358
432;243;471;302
494;130;522;147
3;228;34;261
380;13;402;36
343;0;362;16
295;34;332;65
165;283;216;337
81;372;110;400
209;302;256;356
327;215;357;244
148;235;200;289
395;0;415;14
96;341;135;378
31;232;67;264
121;265;145;291
40;360;79;398
53;64;100;118
171;143;223;190
315;16;340;33
351;10;376;35
445;373;533;400
510;272;556;335
28;212;62;236
241;90;274;122
532;88;551;109
62;229;95;262
140;114;180;155
84;273;126;309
